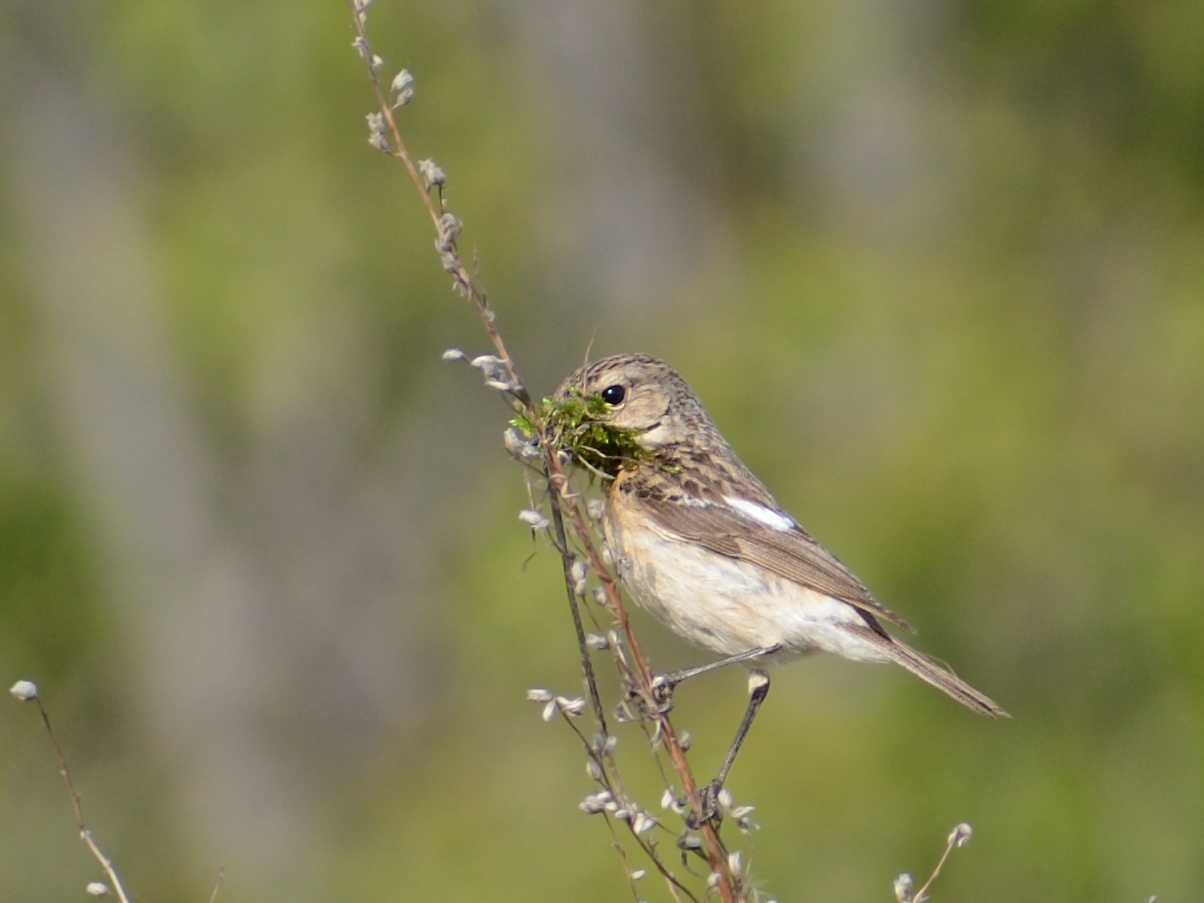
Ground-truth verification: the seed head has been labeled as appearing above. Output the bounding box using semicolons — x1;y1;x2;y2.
948;823;973;849
503;426;541;463
631;811;657;835
365;112;388;152
518;508;549;530
390;69;415;107
10;680;38;701
417;158;446;189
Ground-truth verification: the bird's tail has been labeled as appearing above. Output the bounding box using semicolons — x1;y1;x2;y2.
861;629;1009;717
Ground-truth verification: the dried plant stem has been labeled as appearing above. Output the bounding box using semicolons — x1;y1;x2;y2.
32;696;132;903
559;714;700;902
348;5;737;899
546;467;737;901
548;484;609;733
208;867;226;903
911;828;964;903
347;3;529;406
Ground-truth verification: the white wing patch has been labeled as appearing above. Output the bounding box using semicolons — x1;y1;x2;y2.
724;496;795;531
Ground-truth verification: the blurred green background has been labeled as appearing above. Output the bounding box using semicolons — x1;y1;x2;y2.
2;0;1202;900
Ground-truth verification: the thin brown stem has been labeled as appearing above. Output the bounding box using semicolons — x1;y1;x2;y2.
347;1;530;405
546;471;736;902
912;826;970;903
34;698;133;903
547;479;609;734
347;5;737;898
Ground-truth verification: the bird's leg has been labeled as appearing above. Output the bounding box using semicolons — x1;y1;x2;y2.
689;668;770;828
649;644;780;712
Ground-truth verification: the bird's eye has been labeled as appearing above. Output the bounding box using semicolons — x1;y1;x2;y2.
600;384;626;406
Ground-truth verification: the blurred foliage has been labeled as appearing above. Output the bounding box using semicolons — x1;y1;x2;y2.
2;0;1203;902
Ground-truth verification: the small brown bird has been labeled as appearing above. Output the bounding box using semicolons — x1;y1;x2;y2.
555;353;1006;812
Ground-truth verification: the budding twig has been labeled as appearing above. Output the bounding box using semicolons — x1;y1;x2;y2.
896;823;974;903
548;484;610;734
346;5;740;899
10;681;133;903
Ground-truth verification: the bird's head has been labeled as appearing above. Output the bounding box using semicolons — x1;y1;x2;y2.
553;353;711;457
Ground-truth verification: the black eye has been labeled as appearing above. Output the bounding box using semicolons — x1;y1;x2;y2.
600;384;626;406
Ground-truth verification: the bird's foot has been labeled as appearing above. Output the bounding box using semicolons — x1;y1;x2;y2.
648;674;676;714
685;779;724;829
619;675;675;720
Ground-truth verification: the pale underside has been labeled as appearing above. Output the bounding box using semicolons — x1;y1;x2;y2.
604;509;893;665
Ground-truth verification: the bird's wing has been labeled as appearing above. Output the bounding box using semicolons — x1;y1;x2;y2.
637;495;915;632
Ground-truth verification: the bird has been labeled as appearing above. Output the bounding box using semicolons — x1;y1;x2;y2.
554;353;1007;816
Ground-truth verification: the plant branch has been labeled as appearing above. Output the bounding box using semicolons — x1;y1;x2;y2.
347;5;738;899
11;685;133;903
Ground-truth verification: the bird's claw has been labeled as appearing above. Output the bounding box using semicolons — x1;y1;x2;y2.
649;675;676;714
619;675;675;719
685;779;724;829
